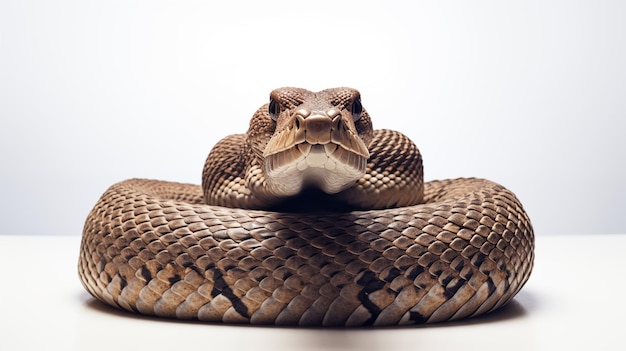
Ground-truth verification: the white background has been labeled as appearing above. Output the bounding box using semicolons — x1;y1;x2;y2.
1;0;624;236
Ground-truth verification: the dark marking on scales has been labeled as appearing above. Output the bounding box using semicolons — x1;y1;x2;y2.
209;266;250;319
356;270;398;325
140;266;152;282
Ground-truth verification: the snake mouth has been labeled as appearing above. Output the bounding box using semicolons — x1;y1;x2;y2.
265;142;367;196
262;112;370;197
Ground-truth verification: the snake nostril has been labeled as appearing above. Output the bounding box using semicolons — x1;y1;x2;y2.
334;117;341;131
295;110;309;131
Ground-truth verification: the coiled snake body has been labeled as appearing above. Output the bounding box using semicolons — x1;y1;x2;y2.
79;88;534;326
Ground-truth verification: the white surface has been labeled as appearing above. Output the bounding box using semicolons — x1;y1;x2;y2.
0;234;624;351
1;1;626;236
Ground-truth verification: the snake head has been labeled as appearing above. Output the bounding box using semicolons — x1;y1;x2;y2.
251;87;374;198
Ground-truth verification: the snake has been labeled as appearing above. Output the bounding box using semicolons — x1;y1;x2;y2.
78;87;534;326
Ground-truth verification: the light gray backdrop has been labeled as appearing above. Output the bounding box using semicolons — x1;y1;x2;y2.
1;0;624;236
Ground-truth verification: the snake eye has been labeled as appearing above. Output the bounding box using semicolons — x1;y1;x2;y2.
269;99;280;121
351;97;363;121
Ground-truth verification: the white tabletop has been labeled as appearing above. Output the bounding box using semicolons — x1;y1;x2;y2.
1;234;624;351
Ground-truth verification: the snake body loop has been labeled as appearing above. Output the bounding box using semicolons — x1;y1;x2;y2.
78;88;534;326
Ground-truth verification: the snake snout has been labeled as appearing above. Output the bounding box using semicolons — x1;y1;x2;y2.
297;114;332;145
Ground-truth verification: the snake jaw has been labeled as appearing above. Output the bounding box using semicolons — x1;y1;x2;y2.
264;140;367;196
263;110;369;197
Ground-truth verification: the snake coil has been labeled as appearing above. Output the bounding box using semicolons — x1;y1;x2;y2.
79;88;534;326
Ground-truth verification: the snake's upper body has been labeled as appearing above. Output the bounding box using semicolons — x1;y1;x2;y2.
78;87;534;326
202;87;423;211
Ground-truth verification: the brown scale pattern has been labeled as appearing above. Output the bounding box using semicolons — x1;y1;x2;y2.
79;87;533;326
79;177;533;326
349;129;424;208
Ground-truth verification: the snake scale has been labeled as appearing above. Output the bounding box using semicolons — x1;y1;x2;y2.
78;87;534;326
